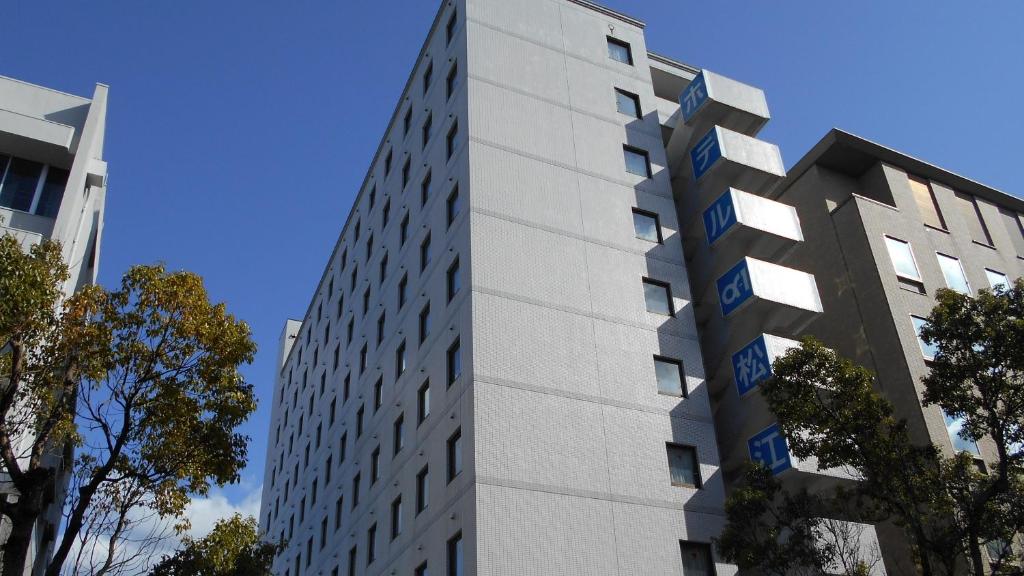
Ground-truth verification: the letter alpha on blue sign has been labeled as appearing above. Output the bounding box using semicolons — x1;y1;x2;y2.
716;259;753;317
732;335;771;396
680;71;709;122
703;190;737;246
748;423;792;475
690;128;721;181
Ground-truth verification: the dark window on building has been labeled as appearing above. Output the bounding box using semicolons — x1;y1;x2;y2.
382;198;391;228
371;445;381;484
654;356;685;397
446;61;458;100
615;88;641;118
422;113;433;149
404;107;413;136
446;185;461;228
417;380;430;425
403;157;412;189
623;145;652;177
420;233;432;272
446;8;457;44
356;405;365;437
398;273;408;308
393;413;405;455
368;185;377;209
679;541;715;576
359;344;368;375
446;121;459;160
384;149;393;176
423;61;433;95
391;495;403;539
447;337;461;387
642;277;674;316
400;213;410;246
607;36;633;64
632;209;662;243
374;377;383;411
421;170;432;206
667;443;701;488
447;532;464;576
377;312;386;347
348;546;358;576
416;465;429;513
419;303;432;344
447;258;461;302
447;428;462;482
351;472;361;509
366;523;377;565
395;339;407;379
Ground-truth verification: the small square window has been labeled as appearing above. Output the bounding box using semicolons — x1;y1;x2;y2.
447;185;461;227
632;209;661;243
642;278;674;316
418;380;430;424
423;61;434;95
446;121;459;160
421;170;432;206
607;36;633;65
422;113;433;149
447;428;462;482
986;269;1010;291
667;444;701;488
654;356;685;397
447;61;458;100
615;88;641;118
624;145;652;178
446;9;457;45
447;337;462;387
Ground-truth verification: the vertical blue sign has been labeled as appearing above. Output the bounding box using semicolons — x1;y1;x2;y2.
680;71;709;122
690;128;721;181
748;423;792;475
716;259;753;317
703;190;737;246
732;335;771;396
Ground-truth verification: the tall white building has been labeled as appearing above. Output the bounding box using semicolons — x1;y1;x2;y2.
0;76;108;575
259;0;730;574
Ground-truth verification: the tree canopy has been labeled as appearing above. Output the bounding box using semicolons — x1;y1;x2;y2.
148;515;279;576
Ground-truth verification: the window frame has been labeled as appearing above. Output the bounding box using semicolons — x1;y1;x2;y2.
666;443;702;488
642;277;675;316
632;208;662;243
623;145;652;178
653;355;686;397
606;36;633;65
614;87;642;118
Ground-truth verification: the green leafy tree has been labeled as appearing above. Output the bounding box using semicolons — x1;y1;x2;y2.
148;514;280;576
0;236;258;576
718;280;1024;576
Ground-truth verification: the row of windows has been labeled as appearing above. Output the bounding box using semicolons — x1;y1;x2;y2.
884;234;1012;296
290;528;462;576
907;173;1024;257
0;153;68;218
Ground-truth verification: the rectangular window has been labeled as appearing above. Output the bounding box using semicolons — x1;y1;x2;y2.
403;157;411;189
447;338;462;387
374;377;383;411
907;175;946;230
416;562;429;576
343;373;351;402
371;445;381;484
366;523;377;565
446;61;458;100
362;287;371;316
606;36;633;64
422;113;433;149
447;258;461;302
404;107;413;136
423;61;433;95
420;233;432;272
391;495;403;539
679;542;714;576
936;253;970;294
884;236;922;280
446;8;457;44
447;428;462;482
642;278;674;316
421;170;432;206
329;397;337;426
654;356;685;397
632;208;662;243
35;166;69;219
944;410;981;456
395;339;407;378
667;444;701;488
352;473;361;508
384;149;393;176
911;316;938;360
615;88;641;118
416;465;429;514
348;546;358;576
999;207;1024;256
368;185;377;209
324;455;332;485
985;269;1010;291
446;185;461;228
418;380;430;424
398;273;408;308
340;431;348;461
379;251;388;284
623;145;652;177
393;413;405;455
333;343;340;372
356;405;365;437
419;303;432;344
400;213;410;247
350;267;358;292
377;312;386;347
0;157;43;213
382;198;391;228
359;344;368;375
954;191;993;245
446;121;459;160
447;532;463;576
335;494;344;530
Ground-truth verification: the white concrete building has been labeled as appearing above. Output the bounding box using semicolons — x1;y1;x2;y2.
0;76;109;575
259;0;729;574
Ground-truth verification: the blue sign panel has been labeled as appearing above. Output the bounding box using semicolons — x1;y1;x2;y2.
716;258;753;317
732;335;771;396
748;423;792;475
703;190;737;246
680;71;709;122
690;128;721;181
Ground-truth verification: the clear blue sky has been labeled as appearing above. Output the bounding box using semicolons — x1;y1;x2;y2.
4;0;1022;513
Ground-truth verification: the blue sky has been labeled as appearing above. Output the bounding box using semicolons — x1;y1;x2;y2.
4;0;1022;519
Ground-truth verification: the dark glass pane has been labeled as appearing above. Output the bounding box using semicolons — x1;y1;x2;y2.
0;157;43;213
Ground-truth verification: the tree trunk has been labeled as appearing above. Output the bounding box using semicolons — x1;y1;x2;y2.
2;488;43;576
967;531;986;576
